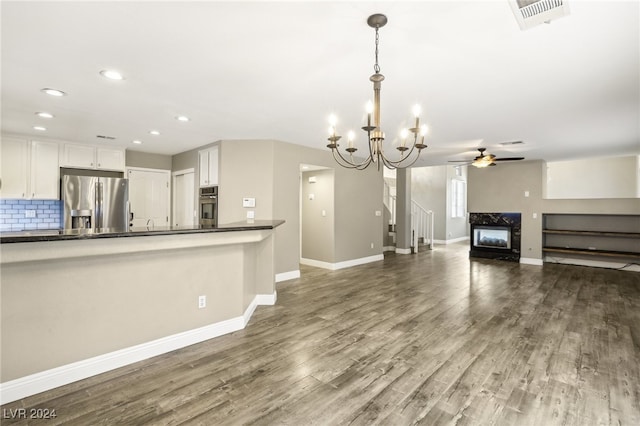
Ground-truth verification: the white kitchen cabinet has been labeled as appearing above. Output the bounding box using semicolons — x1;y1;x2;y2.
0;138;59;199
96;148;125;171
61;143;125;171
61;143;95;169
0;137;29;198
198;146;219;187
30;140;59;199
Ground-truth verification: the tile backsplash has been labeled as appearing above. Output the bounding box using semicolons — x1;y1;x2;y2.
0;199;62;231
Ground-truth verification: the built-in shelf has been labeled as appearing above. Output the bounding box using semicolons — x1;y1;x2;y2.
542;229;640;238
543;247;640;259
542;214;640;268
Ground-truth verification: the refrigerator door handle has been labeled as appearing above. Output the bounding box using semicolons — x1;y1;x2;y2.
95;182;103;228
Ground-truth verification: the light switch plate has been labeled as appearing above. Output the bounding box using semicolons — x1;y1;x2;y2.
242;197;256;208
24;210;36;218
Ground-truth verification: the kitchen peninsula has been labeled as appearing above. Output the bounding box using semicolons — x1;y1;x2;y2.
0;220;284;404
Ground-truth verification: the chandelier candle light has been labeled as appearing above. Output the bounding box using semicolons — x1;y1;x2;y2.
326;14;428;170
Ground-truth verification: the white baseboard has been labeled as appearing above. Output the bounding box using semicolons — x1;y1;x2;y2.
0;293;276;405
433;236;469;245
300;254;384;270
544;256;640;272
520;257;543;266
275;270;300;282
383;246;396;252
256;291;277;305
395;248;412;254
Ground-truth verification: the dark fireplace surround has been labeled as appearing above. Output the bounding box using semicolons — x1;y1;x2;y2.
469;213;521;262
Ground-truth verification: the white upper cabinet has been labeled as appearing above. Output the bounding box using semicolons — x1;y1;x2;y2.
96;148;125;171
198;146;219;187
61;143;125;171
0;138;59;199
0;137;29;198
61;143;95;169
30;140;59;199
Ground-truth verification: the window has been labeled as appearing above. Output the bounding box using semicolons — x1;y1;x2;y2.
451;179;466;218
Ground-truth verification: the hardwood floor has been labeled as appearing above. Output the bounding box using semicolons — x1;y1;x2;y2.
2;242;639;425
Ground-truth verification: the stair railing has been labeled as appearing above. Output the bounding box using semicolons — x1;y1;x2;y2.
410;200;434;252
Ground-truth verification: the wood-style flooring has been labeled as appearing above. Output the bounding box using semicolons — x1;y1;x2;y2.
2;242;639;425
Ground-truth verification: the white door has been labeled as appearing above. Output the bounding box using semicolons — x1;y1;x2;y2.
173;170;195;226
127;168;170;228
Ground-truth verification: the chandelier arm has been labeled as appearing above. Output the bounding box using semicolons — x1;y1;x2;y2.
331;147;373;169
380;150;424;169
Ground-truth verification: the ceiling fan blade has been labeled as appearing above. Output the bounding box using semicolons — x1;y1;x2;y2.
494;157;525;161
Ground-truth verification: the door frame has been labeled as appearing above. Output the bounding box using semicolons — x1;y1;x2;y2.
172;168;195;226
125;166;171;226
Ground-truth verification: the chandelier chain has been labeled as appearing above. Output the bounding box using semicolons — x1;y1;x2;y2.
374;27;380;74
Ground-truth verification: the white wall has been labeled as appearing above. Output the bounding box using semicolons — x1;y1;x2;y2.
545;155;639;199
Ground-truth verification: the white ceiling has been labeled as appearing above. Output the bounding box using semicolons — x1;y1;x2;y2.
2;1;638;167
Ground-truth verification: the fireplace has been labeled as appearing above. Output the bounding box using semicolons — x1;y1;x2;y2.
469;213;521;262
474;226;511;249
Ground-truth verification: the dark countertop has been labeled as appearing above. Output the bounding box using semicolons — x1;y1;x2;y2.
0;220;285;243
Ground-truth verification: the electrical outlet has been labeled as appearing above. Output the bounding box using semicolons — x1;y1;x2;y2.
198;295;206;309
25;210;36;218
370;242;374;249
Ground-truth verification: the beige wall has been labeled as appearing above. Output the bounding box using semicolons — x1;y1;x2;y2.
1;231;275;382
272;141;383;272
412;166;447;240
126;150;172;170
172;139;384;275
468;159;639;260
468;160;545;259
411;165;468;241
218;140;274;224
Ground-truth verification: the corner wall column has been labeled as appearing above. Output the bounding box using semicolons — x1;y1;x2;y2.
395;168;412;254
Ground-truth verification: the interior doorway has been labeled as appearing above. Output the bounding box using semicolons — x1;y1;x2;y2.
126;167;171;227
299;164;334;266
172;169;195;227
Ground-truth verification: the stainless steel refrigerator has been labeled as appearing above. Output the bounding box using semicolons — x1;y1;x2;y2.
62;175;129;230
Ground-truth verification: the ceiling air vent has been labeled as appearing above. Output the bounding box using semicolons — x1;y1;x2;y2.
509;0;570;30
500;140;524;146
96;135;116;140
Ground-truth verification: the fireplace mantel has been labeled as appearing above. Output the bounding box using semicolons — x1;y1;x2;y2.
469;212;521;262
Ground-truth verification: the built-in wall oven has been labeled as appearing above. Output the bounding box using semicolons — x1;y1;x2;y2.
199;186;218;226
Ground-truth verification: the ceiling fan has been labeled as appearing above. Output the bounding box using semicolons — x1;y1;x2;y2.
449;148;524;168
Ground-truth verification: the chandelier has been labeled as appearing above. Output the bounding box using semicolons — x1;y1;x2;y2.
326;14;428;170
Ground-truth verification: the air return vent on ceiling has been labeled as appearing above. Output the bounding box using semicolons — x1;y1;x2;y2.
509;0;570;30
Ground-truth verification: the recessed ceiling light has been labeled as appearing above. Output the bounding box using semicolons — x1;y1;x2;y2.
33;126;47;131
36;112;54;119
176;115;190;122
149;130;160;136
100;69;125;80
41;88;66;97
132;140;143;145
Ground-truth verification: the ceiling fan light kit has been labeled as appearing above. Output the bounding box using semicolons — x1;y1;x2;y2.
450;148;525;168
325;14;428;170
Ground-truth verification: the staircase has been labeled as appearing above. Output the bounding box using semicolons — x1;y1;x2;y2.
384;180;434;252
